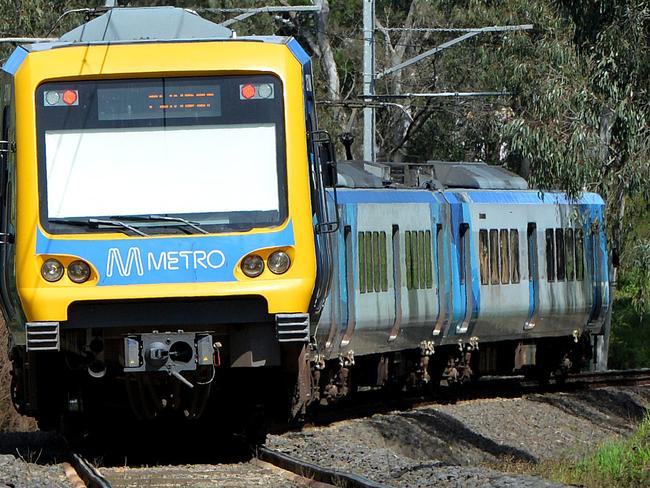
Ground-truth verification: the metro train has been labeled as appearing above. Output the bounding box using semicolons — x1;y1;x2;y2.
0;7;610;431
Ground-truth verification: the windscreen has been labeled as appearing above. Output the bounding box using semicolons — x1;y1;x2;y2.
36;76;286;234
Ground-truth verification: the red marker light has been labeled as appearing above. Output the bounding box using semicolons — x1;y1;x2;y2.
241;84;256;99
62;89;78;105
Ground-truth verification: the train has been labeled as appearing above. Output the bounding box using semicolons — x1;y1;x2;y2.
0;7;610;432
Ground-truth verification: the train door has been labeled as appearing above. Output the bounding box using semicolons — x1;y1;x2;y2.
588;224;604;325
432;221;449;337
456;223;473;334
391;203;439;344
339;203;396;351
470;205;528;340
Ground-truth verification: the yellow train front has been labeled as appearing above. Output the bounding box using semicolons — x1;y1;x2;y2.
0;7;332;428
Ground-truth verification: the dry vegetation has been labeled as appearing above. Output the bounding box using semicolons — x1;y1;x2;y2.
0;318;36;432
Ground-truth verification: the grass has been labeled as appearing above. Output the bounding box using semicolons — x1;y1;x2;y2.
498;414;650;487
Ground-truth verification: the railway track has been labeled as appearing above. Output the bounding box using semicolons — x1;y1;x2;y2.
60;369;650;488
65;448;389;488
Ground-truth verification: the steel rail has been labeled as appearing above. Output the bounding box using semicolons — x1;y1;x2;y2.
566;368;650;387
258;446;390;488
69;453;113;488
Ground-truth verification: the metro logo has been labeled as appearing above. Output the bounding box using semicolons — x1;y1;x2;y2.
106;247;226;278
106;248;144;277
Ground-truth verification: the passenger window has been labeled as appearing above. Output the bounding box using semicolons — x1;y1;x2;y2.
404;230;432;290
527;223;537;282
575;228;584;281
411;230;420;288
358;232;366;293
417;231;426;289
372;231;381;292
556;229;565;281
489;229;500;285
424;230;433;289
479;229;489;285
358;231;388;293
405;231;412;289
460;224;469;285
510;229;520;283
565;228;574;281
379;231;388;292
500;229;510;284
545;229;555;281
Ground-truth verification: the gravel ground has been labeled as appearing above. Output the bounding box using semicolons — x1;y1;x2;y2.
102;461;306;488
0;431;69;488
0;453;68;488
1;385;648;487
267;386;650;487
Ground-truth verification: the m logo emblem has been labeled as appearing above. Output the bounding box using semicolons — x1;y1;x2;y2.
106;248;145;277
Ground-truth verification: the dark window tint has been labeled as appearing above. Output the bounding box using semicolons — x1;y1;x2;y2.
565;228;575;281
556;229;565;281
490;229;500;284
527;223;537;282
424;230;433;288
545;229;555;281
479;229;489;285
460;224;469;285
500;229;510;284
510;229;520;283
405;230;432;290
358;231;388;293
575;228;585;281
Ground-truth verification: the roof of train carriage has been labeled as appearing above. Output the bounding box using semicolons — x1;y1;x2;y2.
12;7;303;52
335;160;529;190
2;7;310;75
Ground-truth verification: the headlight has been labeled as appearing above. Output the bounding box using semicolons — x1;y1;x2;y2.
241;254;264;277
268;251;291;274
41;259;64;282
68;260;91;283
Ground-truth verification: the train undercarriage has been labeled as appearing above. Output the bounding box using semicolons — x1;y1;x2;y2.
9;324;600;436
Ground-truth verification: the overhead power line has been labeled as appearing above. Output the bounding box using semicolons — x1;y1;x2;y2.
379;25;533;33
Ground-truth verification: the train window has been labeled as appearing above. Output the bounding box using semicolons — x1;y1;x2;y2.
358;232;366;293
417;231;425;289
37;75;287;234
364;232;373;292
358;231;388;293
479;230;489;285
545;229;555;281
527;223;537;282
459;224;470;285
575;228;585;281
556;229;565;281
436;224;444;291
405;231;413;289
424;230;433;289
490;229;500;285
372;231;380;292
500;229;510;284
510;229;520;283
411;230;420;289
379;231;388;292
565;228;575;281
405;230;434;290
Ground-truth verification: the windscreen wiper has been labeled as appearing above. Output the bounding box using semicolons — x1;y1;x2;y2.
49;218;149;237
110;215;209;235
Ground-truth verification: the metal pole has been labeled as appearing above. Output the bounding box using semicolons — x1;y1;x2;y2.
363;0;375;162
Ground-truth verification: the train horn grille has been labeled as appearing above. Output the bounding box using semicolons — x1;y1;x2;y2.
26;322;60;352
275;313;310;343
